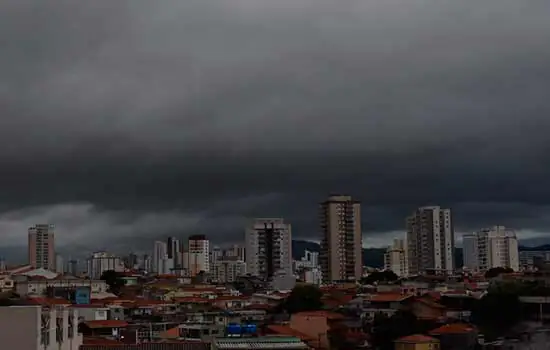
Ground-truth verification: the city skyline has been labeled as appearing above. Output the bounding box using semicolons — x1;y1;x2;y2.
1;1;550;254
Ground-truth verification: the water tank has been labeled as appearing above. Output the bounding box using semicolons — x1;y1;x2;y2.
226;324;242;335
242;324;257;334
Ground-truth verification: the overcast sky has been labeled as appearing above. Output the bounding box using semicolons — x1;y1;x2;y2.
1;0;550;255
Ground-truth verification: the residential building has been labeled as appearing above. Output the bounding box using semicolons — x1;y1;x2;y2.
319;195;362;282
56;254;64;274
211;257;247;283
406;206;454;275
210;246;223;271
245;218;292;281
384;239;408;277
394;334;440;350
28;224;56;271
152;241;168;274
67;260;78;276
167;237;180;271
188;234;210;276
462;226;519;272
0;305;82;350
226;244;246;261
519;250;550;268
294;250;319;271
86;252;124;279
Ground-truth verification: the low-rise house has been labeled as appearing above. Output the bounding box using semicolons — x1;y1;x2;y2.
78;320;128;337
394;334;440;350
360;293;415;321
289;310;345;349
429;323;478;350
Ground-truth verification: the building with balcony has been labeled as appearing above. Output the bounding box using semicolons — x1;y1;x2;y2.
407;206;454;275
245;219;292;281
319;195;362;282
384;239;408;277
0;305;82;350
462;226;519;272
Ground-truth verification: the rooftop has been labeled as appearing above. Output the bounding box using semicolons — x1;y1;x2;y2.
213;336;309;349
396;334;439;343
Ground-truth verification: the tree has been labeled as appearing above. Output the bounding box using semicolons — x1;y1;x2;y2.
471;289;521;337
484;267;513;279
282;284;323;314
100;270;126;295
370;310;419;350
360;270;399;285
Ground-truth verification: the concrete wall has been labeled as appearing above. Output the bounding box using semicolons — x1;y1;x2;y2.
0;305;40;350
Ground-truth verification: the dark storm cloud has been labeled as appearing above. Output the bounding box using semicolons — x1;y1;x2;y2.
1;0;550;250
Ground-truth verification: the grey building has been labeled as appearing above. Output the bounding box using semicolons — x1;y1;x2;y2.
407;206;454;275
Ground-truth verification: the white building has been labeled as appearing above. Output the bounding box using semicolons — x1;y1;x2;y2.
211;257;246;283
226;244;246;261
188;235;210;276
0;305;82;350
463;226;519;272
245;218;292;281
152;241;168;275
293;250;319;272
86;252;124;279
302;268;323;285
407;206;454;275
384;239;408;277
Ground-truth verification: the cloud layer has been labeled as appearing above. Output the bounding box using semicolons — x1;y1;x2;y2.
1;0;550;253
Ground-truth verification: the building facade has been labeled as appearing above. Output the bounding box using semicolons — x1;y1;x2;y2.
28;224;56;271
86;252;124;279
0;305;82;350
319;195;362;282
407;206;454;275
384;239;408;277
188;235;210;276
152;241;168;275
211;257;247;283
463;226;519;272
245;218;292;281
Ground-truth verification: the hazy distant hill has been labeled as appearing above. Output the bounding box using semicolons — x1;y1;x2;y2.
293;240;463;268
292;240;386;268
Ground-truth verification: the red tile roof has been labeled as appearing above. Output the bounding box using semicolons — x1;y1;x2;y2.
293;311;345;320
266;325;315;341
83;320;129;329
370;293;413;302
430;323;476;335
27;297;71;306
396;334;439;343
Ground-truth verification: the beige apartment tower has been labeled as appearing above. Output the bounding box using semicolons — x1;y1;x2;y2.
320;195;362;282
28;224;56;271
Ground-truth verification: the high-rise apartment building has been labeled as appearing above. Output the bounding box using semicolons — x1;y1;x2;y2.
319;195;362;282
188;235;210;276
245;218;292;281
86;252;124;279
167;237;180;269
384;239;408;277
152;241;168;274
56;254;64;274
28;224;56;271
463;226;519;272
225;244;246;262
406;206;454;275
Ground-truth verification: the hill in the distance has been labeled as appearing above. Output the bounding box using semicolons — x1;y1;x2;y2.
293;240;463;268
